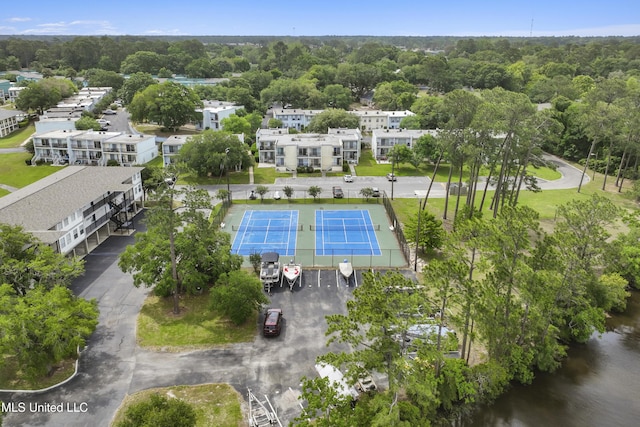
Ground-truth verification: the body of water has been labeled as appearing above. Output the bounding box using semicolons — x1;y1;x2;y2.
465;290;640;427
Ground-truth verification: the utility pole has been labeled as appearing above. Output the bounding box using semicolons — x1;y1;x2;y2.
414;197;422;271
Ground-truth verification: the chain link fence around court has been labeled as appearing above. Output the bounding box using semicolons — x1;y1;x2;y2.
382;191;411;265
232;189;383;205
244;248;407;268
219;199;410;268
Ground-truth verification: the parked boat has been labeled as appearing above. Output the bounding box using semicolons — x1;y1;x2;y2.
282;259;301;291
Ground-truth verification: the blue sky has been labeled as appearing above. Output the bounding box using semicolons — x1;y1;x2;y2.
2;0;639;37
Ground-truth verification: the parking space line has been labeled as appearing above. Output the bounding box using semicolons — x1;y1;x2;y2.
317;269;321;288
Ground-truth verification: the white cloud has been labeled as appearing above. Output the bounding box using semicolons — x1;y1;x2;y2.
7;17;31;23
144;29;187;35
19;20;119;35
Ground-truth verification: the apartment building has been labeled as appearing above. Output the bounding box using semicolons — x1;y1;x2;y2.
272;108;415;132
271;108;324;131
35;86;113;133
196;100;244;131
257;128;361;171
371;128;438;159
0;166;144;256
352;110;415;131
32;129;157;166
0;110;21;137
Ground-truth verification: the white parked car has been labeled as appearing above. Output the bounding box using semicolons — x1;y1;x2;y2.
273;191;281;200
343;174;354;182
97;119;110;126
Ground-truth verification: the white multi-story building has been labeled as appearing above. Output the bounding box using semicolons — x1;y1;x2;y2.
352;110;415;131
271;108;415;132
161;133;245;167
371;128;438;159
0;110;21;137
271;108;324;131
35;87;113;133
257;128;361;171
327;128;362;164
32;129;157;166
0;166;144;256
196;100;244;131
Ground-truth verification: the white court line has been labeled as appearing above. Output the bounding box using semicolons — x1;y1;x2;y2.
360;210;375;254
238;210;253;252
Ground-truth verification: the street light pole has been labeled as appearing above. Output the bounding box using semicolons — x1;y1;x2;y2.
391;152;395;200
225;148;231;202
414;197;422;272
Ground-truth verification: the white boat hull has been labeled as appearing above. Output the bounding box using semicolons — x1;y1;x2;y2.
339;262;353;278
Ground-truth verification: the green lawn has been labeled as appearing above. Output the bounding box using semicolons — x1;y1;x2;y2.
111;384;243;427
0;152;60;188
0;355;77;390
0;123;35;148
137;293;256;350
391;179;636;227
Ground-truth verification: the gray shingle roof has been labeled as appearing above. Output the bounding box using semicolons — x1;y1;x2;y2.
0;110;20;120
0;166;143;235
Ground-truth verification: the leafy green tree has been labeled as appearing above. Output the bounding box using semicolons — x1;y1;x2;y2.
209;270;269;325
268;118;283;128
260;77;323;109
118;72;156;105
255;184;269;201
306;109;360;133
119;178;240;314
115;393;196;427
177;131;253;178
15;78;77;115
83;68;125;90
359;187;374;200
373;80;418;110
322;271;446;423
283;185;294;201
475;205;541;383
120;51;163;75
0;224;84;296
75;116;101;131
308;185;322;199
404;209;445;253
129;81;203;131
323;84;352;109
336;62;384;100
249;252;262;275
294;376;360;427
220;114;251;134
0;284;98;381
140;166;164;203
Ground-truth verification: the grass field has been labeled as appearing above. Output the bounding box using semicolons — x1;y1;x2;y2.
111;384;243;427
137;294;256;350
0;123;35;148
0;355;76;390
0;152;60;188
390;178;637;228
355;149;561;182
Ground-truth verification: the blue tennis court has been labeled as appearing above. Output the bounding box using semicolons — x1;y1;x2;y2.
315;210;382;256
231;210;299;256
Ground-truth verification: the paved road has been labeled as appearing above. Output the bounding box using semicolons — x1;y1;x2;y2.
201;153;590;201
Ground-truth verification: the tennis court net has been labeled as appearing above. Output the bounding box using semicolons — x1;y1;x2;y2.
232;224;304;231
310;224;381;231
